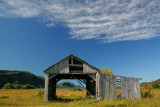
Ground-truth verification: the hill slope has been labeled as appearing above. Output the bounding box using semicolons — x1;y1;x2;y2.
56;82;82;89
0;70;44;89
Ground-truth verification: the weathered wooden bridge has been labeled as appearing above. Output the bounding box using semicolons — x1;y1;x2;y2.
43;54;141;101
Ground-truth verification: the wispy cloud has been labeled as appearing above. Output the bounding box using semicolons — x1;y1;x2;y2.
1;0;160;43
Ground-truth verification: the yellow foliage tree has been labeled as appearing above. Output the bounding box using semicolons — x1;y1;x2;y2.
99;67;113;75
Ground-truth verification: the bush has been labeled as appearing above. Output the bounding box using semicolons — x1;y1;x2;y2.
37;90;44;97
2;82;35;89
71;88;83;91
152;81;160;89
99;67;113;74
22;84;35;89
3;83;14;89
13;84;22;89
141;89;155;98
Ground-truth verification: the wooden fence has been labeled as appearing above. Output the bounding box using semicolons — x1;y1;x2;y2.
120;77;141;99
99;74;117;100
98;73;141;100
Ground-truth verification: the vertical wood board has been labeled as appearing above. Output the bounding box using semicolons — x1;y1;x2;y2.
109;75;117;100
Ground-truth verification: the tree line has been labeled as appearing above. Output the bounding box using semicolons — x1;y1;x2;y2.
3;81;35;89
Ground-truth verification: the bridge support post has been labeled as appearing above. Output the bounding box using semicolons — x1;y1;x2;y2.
44;74;56;101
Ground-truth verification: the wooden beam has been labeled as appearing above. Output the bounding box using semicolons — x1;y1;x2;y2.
69;64;83;67
72;75;92;96
71;56;73;65
88;74;96;81
44;74;49;101
56;79;61;83
116;75;142;80
49;75;57;80
83;79;87;83
78;79;86;84
96;72;99;98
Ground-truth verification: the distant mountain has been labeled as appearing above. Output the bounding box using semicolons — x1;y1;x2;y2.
0;70;44;89
141;78;160;89
56;81;82;89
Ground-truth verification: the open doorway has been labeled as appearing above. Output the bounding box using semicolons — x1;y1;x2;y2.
56;79;86;101
48;74;96;101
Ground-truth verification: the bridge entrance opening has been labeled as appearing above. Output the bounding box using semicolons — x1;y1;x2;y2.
47;74;96;100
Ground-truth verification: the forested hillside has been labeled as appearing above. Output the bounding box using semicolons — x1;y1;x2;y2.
0;70;44;88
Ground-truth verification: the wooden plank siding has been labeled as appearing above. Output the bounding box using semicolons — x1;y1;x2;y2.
104;74;110;99
120;77;141;99
109;75;117;100
98;73;117;100
44;55;98;74
83;63;97;73
44;55;142;101
45;58;69;74
136;78;141;99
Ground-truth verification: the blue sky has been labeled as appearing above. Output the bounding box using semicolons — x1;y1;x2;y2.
0;0;160;84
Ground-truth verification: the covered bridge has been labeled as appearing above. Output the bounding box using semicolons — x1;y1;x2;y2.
43;54;141;101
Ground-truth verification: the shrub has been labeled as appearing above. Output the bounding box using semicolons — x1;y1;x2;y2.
3;83;14;89
22;84;35;89
152;81;160;89
141;80;160;89
71;88;83;91
13;84;22;89
141;89;155;98
99;67;113;74
19;85;24;89
37;90;44;97
2;82;35;89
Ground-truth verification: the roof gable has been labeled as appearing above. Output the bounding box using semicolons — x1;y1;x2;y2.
43;54;100;74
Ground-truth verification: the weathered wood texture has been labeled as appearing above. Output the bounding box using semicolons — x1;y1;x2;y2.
44;55;99;74
86;79;96;96
120;77;141;99
98;73;117;100
44;74;56;101
45;59;69;74
110;75;117;100
96;72;99;98
83;63;97;73
44;74;49;101
48;78;56;100
135;78;141;99
87;74;96;96
44;55;141;101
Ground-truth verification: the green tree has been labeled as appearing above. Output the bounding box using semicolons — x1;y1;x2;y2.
3;83;14;89
13;81;20;89
152;81;160;89
22;84;35;89
99;67;113;74
2;82;35;89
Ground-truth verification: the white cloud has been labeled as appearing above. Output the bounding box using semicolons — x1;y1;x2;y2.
1;0;160;43
46;22;54;27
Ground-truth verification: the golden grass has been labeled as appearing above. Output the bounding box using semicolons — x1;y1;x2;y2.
0;89;160;107
57;89;86;96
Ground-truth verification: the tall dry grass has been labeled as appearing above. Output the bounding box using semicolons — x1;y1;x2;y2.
0;89;160;107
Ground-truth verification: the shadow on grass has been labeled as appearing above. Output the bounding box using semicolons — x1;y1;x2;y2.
49;96;89;102
0;96;9;99
53;97;75;102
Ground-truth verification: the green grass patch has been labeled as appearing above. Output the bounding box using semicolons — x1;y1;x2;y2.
0;96;9;99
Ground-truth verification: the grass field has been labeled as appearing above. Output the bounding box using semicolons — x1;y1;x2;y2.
0;89;160;107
